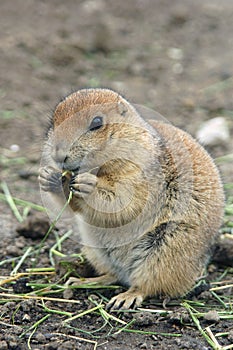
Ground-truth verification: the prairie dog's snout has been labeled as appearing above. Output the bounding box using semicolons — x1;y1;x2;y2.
51;141;69;165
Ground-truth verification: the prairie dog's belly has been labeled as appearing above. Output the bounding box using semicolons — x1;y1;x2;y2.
90;246;132;286
82;243;134;286
76;216;142;285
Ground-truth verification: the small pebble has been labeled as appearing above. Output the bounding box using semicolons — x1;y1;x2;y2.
8;341;18;349
228;330;233;342
182;97;195;110
203;310;220;323
167;47;183;60
63;288;74;300
134;312;154;326
10;144;20;152
35;333;46;343
3;301;16;309
6;245;22;256
22;313;31;322
57;340;74;350
44;341;59;349
169;6;189;26
0;340;8;350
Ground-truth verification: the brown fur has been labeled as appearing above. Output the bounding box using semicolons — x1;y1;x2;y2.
39;88;224;309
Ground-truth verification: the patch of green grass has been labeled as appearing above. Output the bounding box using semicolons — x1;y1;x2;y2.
0;109;28;120
201;76;233;95
88;77;101;88
30;56;43;69
0;181;46;224
0;110;16;120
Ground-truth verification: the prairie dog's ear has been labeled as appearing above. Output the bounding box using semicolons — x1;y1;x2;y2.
117;101;128;116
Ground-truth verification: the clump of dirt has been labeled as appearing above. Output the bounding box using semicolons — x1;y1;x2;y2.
16;212;50;239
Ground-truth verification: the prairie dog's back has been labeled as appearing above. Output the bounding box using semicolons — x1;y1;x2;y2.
149;120;224;237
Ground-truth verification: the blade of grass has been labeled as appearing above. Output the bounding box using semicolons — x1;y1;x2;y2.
26;267;55;273
0;246;52;267
1;181;23;222
22;206;30;220
215;154;233;164
114;319;136;335
0;193;46;212
138;307;173;315
0;292;86;304
0;320;22;330
222;346;233;350
183;302;220;350
40;299;72;317
27;326;37;350
0;271;55;286
49;229;73;266
10;247;32;276
11;304;21;325
19;314;50;338
210;291;229;309
210;284;233;291
205;326;222;349
224;234;233;240
119;328;182;337
89;295;127;325
215;332;230;337
200;76;233;95
63;304;103;323
51;333;98;350
214;269;232;282
35;191;73;264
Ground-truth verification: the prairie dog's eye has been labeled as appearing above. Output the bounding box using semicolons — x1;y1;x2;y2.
89;116;103;131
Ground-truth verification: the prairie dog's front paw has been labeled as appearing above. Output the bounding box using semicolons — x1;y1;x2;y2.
69;172;97;198
39;166;64;193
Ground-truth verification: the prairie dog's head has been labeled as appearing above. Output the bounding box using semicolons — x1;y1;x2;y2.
47;88;155;174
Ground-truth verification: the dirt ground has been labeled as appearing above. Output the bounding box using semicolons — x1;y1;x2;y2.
0;0;233;349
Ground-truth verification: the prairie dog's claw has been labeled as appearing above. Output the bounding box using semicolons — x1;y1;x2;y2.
38;166;63;193
106;290;143;310
69;172;97;198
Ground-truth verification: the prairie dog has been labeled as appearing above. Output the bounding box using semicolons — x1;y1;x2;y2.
39;88;224;309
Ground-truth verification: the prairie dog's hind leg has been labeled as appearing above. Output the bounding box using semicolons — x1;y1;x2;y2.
65;273;118;287
66;274;144;310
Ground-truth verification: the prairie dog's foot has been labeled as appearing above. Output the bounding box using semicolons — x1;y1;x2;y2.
107;288;144;310
65;273;118;287
69;172;97;198
39;166;64;193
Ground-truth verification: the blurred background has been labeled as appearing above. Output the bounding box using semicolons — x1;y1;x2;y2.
0;0;232;208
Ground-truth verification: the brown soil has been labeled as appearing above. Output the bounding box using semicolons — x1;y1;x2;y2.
0;1;232;349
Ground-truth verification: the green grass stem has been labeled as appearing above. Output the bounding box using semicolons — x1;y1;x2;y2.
1;182;23;222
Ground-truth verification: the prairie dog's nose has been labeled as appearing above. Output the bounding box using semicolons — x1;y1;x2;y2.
52;141;68;164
